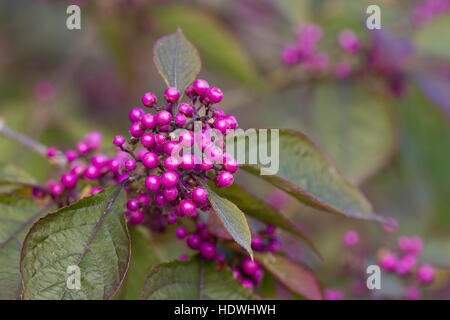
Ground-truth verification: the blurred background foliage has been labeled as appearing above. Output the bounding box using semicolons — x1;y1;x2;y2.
0;0;449;299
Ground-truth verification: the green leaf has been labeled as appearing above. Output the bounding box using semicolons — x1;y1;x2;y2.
153;28;201;95
210;183;316;251
141;256;257;300
256;253;322;300
415;16;450;61
202;183;253;259
20;186;130;300
0;163;38;192
311;82;396;184
0;195;51;300
120;227;160;300
153;5;263;89
234;129;387;223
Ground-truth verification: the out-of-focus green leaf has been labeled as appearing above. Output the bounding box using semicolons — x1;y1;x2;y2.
141;256;257;300
415;16;450;61
120;227;160;300
20;186;129;300
210;183;316;251
0;194;51;300
203;183;253;259
312;82;396;184
274;0;310;25
256;253;322;300
153;28;201;95
0;163;37;192
153;5;263;89
233;129;388;223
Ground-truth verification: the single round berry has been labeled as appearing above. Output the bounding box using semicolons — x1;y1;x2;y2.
180;153;195;170
76;141;90;155
127;198;139;211
175;113;187;126
224;115;238;129
266;225;276;236
145;175;161;191
129;108;145;123
224;157;238;173
162;187;179;201
417;264;435;284
193;79;210;96
251;235;264;252
141;113;157;129
196;221;207;230
200;229;212;240
167;213;177;225
207;87;223;104
61;173;77;189
91;154;108;168
125;158;137;171
200;158;213;171
179;130;194;147
155;193;167;205
141;133;155;149
155;133;167;145
253;268;264;285
180;199;196;216
192;187;208;204
185;85;196;98
379;251;398;271
160;171;179;188
164;87;180;103
137;193;151;205
108;157;122;173
50;183;63;196
241;257;259;275
84;131;102;150
113;135;125;146
141;92;157;107
187;234;202;250
343;230;359;247
214;118;229;134
216;171;234;187
130;122;144;138
156;110;172;126
142;152;158;169
164;156;180;170
175;226;187;239
71;164;85;176
65;150;78;162
213;108;225;118
128;210;145;225
232;268;242;280
178;103;194;117
200;242;216;259
240;279;254;290
84;165;100;180
46;146;57;158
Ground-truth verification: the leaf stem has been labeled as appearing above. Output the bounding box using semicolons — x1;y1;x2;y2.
0;119;48;156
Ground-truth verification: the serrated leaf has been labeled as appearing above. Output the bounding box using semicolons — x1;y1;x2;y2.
234;129;387;223
141;256;257;300
256;253;322;300
312;82;396;184
120;227;160;300
210;183;316;252
202;183;253;259
153;28;201;95
415;16;450;61
153;5;263;88
20;186;130;300
0;195;51;300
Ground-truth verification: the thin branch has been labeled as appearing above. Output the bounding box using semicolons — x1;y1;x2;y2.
0;119;48;156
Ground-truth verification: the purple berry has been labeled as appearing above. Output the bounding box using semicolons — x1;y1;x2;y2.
84;165;100;180
175;226;187;239
71;163;85;176
91;154;108;168
90;186;103;195
61;173;77;189
155;133;167;145
164;141;180;155
214;118;229;134
145;175;161;191
266;225;276;236
179;131;194;148
200;242;216;259
108;157;122;173
124;159;136;171
113;135;125;146
200;158;213;171
130;122;144;138
180;153;195;170
141;113;157;129
164;87;180;103
162;187;179;201
141;133;155;149
46;147;57;158
240;279;254;290
252;268;264;285
129;108;145;123
251;235;264;252
50;183;63;196
142;152;158;169
343;230;359;247
417;264;435;284
141;92;157;108
241;257;259;275
178;103;194;117
180;199;196;216
192;187;208;204
196;221;206;230
216;252;226;264
224;115;238;129
224;157;238;173
156;110;172;126
174;113;187;126
216;171;234;187
160;171;178;188
193;79;210;96
164;156;180;170
379;251;398;271
187;234;201;250
84;131;102;150
128;210;145;225
167;213;177;225
207;87;223;104
137;193;151;205
232;268;242;280
65;150;78;162
338;29;360;54
185;85;196;98
127;198;139;211
76;141;90;155
154;193;167;205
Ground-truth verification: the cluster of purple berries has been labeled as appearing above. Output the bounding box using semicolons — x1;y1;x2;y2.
112;79;239;225
231;257;265;291
251;225;281;253
281;24;359;78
